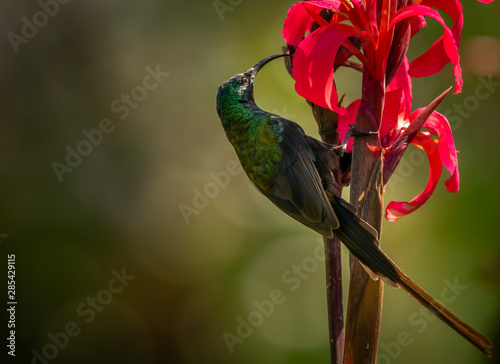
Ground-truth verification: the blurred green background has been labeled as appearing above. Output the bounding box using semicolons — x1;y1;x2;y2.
1;1;499;363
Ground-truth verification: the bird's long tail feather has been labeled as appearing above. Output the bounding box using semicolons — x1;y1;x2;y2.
397;271;492;356
331;197;493;357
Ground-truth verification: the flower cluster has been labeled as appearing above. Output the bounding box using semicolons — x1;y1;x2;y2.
282;0;492;220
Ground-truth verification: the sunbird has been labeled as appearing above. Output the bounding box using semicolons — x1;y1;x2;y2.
216;54;492;356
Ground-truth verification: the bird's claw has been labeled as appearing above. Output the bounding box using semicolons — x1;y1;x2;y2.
342;124;378;145
331;144;346;157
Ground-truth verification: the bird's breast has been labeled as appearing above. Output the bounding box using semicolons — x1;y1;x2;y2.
232;121;283;194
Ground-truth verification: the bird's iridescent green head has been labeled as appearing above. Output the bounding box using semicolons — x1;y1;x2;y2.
216;54;289;118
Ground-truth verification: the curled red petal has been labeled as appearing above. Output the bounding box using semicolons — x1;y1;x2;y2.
292;23;357;114
409;15;426;37
420;0;462;29
423;111;460;192
392;4;463;93
386;132;442;221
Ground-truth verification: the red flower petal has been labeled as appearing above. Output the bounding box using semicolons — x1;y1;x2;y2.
337;99;361;152
379;88;404;146
292;23;357;114
387;57;412;118
391;4;463;93
409;15;426;37
410;0;464;93
421;0;462;29
282;1;341;46
423;111;460;192
385;132;442;221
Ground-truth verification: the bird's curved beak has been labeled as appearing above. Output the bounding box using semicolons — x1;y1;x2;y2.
246;54;289;78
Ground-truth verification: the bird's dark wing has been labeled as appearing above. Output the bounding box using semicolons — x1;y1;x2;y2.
268;117;339;236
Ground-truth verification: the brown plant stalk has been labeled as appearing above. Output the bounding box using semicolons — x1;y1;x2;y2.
309;103;345;364
344;76;385;364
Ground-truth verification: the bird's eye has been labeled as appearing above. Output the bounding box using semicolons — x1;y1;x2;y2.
240;76;249;85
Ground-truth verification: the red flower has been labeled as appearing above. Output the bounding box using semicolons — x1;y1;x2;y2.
282;0;472;115
337;62;459;220
281;0;494;220
384;110;460;221
282;0;493;220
